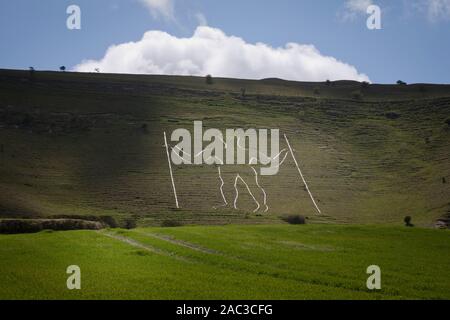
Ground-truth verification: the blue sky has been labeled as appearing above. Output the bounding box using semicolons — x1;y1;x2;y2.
0;0;449;83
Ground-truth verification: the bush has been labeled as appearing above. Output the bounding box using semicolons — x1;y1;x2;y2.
313;87;320;95
21;114;33;127
161;219;183;228
41;219;103;231
351;90;363;100
281;215;306;225
397;80;407;85
48;215;118;228
0;219;103;234
100;216;118;228
29;67;35;79
404;216;414;227
385;112;400;120
0;220;42;234
124;218;137;230
205;74;213;85
361;81;370;89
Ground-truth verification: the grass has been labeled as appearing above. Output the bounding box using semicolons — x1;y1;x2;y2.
0;224;448;300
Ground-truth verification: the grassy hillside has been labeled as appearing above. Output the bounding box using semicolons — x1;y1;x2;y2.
0;69;449;225
0;224;448;300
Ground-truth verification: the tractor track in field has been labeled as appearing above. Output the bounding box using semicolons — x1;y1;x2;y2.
98;230;403;297
138;232;221;255
131;231;390;296
98;231;191;262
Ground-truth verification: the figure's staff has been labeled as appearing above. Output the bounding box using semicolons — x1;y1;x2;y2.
284;134;322;215
164;132;179;209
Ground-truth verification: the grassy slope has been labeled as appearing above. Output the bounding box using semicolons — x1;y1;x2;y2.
0;69;449;225
0;225;448;300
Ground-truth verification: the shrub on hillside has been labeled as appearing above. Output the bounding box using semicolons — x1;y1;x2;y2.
404;216;414;227
281;215;306;225
313;87;320;95
240;87;246;98
205;74;213;85
124;218;137;230
361;81;370;89
385;112;400;120
29;67;35;80
419;85;427;93
351;90;363;100
100;216;118;228
161;219;183;228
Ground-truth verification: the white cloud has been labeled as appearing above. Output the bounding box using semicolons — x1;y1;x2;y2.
423;0;450;21
341;0;373;20
74;26;370;82
341;0;450;23
346;0;374;13
195;12;208;26
138;0;174;20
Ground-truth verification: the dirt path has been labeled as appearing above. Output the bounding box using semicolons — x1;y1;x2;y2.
139;232;220;255
99;231;191;262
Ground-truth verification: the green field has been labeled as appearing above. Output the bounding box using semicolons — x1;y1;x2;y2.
0;224;448;300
